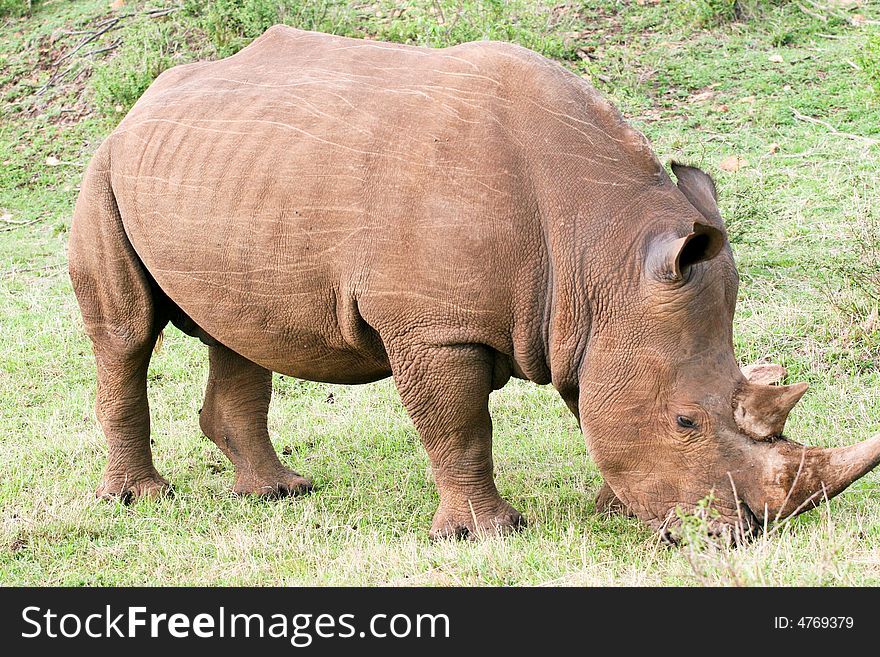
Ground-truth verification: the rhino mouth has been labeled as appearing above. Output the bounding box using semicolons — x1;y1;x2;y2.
657;497;762;546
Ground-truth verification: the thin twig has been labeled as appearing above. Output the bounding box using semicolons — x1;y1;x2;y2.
803;0;846;20
86;6;178;29
57;28;100;36
52;19;123;66
466;499;479;537
36;62;77;96
774;446;807;525
39;6;180;95
2;263;65;277
93;14;128;29
82;37;121;59
445;0;464;35
770;487;828;534
727;473;749;545
719;546;744;587
432;0;446;26
1;216;32;225
791;108;880;146
682;548;711;586
803;0;880;24
796;2;827;22
768;479;845;541
143;7;179;18
0;217;44;232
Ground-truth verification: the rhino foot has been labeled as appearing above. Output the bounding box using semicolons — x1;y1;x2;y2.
96;470;171;504
232;469;313;498
429;499;525;540
200;343;314;501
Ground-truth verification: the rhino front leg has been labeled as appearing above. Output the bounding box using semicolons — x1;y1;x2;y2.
390;343;523;539
199;343;312;497
595;482;635;517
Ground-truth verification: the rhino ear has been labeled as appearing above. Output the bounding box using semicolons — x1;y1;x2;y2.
647;161;728;282
670;161;725;231
648;224;725;282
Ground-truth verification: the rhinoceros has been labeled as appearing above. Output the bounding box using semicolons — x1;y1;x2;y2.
69;25;880;539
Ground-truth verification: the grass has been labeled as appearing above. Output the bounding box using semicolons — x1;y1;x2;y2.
1;0;879;586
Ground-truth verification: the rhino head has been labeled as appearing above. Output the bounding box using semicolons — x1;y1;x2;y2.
573;162;880;539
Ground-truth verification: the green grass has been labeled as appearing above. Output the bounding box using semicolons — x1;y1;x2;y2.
1;0;879;586
0;0;32;19
861;28;880;94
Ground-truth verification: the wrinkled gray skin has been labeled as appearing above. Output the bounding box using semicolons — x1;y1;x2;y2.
69;26;880;540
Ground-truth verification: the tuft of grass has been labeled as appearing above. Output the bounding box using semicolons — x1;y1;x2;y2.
0;0;32;19
859;30;880;95
670;0;741;27
90;15;177;112
183;0;296;57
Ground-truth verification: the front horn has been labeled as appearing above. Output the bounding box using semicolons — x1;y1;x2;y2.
743;434;880;522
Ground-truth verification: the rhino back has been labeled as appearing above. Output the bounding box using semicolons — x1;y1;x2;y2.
104;26;661;382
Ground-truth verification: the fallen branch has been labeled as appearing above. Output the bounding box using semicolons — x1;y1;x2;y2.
38;6;180;95
1;216;32;225
791;108;880;146
1;262;65;277
82;37;121;59
52;18;124;66
796;2;827;22
142;7;179;18
0;216;46;232
431;0;445;26
57;28;101;37
803;0;880;25
36;62;78;96
802;0;843;20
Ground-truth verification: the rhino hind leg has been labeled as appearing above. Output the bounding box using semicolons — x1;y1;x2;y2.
91;340;171;503
595;482;635;517
199;343;312;497
69;158;170;502
390;343;523;539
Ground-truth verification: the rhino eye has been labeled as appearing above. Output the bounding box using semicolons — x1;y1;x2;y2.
676;415;697;430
